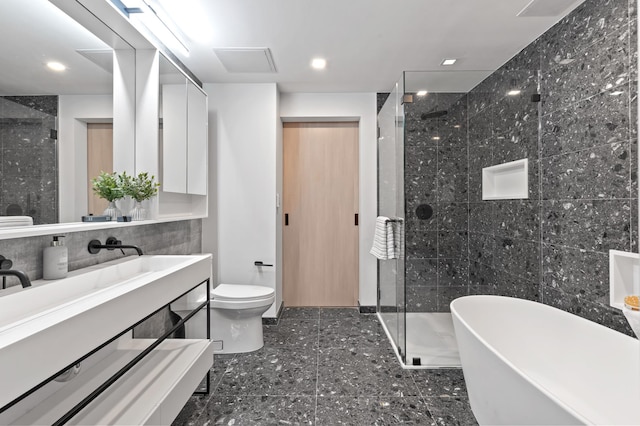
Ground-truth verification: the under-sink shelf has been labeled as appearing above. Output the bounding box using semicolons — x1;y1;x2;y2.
4;338;213;425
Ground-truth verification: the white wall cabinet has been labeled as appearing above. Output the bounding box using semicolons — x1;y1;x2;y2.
187;84;208;195
160;54;208;195
161;82;188;193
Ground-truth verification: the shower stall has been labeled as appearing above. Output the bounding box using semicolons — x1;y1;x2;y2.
0;96;58;225
377;69;541;368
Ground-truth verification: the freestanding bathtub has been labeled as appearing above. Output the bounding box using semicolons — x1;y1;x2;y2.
451;295;640;425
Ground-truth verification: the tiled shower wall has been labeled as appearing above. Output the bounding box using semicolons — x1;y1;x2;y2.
403;93;469;313
469;0;637;336
0;96;58;225
379;0;638;335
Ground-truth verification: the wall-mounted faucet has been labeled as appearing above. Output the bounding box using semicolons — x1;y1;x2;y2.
0;255;31;288
87;237;144;256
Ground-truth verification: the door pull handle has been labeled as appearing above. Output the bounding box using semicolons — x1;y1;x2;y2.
285;213;289;226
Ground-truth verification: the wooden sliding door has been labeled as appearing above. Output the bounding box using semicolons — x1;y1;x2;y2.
283;122;359;307
87;123;113;215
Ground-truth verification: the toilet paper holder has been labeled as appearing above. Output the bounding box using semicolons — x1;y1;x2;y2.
254;261;273;267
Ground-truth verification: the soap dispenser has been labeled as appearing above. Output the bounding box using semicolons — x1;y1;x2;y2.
43;235;68;280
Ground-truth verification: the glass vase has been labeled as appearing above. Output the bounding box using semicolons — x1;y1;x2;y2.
130;201;147;221
102;201;121;221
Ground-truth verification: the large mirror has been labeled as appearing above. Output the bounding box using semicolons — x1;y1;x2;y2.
0;0;133;226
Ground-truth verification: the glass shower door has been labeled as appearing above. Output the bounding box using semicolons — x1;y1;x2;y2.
377;77;406;362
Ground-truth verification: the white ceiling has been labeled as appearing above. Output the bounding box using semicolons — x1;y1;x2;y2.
161;0;584;93
0;0;584;95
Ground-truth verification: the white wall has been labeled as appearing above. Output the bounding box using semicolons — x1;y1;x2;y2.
58;94;112;223
279;92;378;306
134;49;160;219
275;90;283;312
203;83;280;316
113;49;135;174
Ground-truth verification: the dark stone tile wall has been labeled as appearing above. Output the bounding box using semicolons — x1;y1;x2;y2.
467;0;636;334
466;46;543;306
402;93;469;312
376;93;390;115
0;96;58;225
378;0;638;334
534;0;637;335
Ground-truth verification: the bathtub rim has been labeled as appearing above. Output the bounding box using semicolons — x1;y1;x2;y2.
451;295;598;425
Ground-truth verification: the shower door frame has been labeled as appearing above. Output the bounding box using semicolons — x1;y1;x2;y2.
376;77;407;364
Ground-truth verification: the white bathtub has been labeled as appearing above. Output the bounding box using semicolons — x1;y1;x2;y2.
451;295;640;425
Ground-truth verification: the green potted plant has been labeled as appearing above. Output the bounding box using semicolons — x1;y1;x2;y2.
91;171;125;220
122;172;160;221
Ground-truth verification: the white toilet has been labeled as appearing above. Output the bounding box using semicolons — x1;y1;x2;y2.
210;284;275;353
173;283;275;354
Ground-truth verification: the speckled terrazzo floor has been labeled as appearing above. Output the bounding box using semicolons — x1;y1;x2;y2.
172;308;478;425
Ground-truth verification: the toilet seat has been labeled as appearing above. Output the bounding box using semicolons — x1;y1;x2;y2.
212;284;274;300
211;284;275;310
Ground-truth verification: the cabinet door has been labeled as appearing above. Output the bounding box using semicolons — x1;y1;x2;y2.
187;83;207;195
161;82;187;193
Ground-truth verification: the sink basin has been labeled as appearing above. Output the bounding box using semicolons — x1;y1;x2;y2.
0;254;212;410
0;256;204;331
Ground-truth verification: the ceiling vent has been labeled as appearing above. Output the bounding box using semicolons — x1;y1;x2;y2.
213;48;277;73
517;0;581;17
76;49;113;74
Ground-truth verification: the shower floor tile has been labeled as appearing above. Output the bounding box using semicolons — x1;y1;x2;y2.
173;308;477;426
380;312;462;368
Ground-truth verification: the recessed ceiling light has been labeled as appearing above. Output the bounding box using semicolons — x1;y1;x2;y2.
417;90;428;96
46;61;66;72
610;90;625;96
507;90;521;96
441;59;457;66
453;124;461;128
432;136;440;141
311;58;326;69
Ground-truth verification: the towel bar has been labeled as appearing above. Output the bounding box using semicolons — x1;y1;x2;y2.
384;218;403;223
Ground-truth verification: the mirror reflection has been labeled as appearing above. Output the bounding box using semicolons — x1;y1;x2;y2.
0;0;114;225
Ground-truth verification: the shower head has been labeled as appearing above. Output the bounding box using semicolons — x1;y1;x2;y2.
421;110;448;120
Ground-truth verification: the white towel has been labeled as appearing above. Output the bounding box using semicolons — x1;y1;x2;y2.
370;216;402;260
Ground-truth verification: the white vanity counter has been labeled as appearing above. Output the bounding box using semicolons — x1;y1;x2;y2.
0;254;212;423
